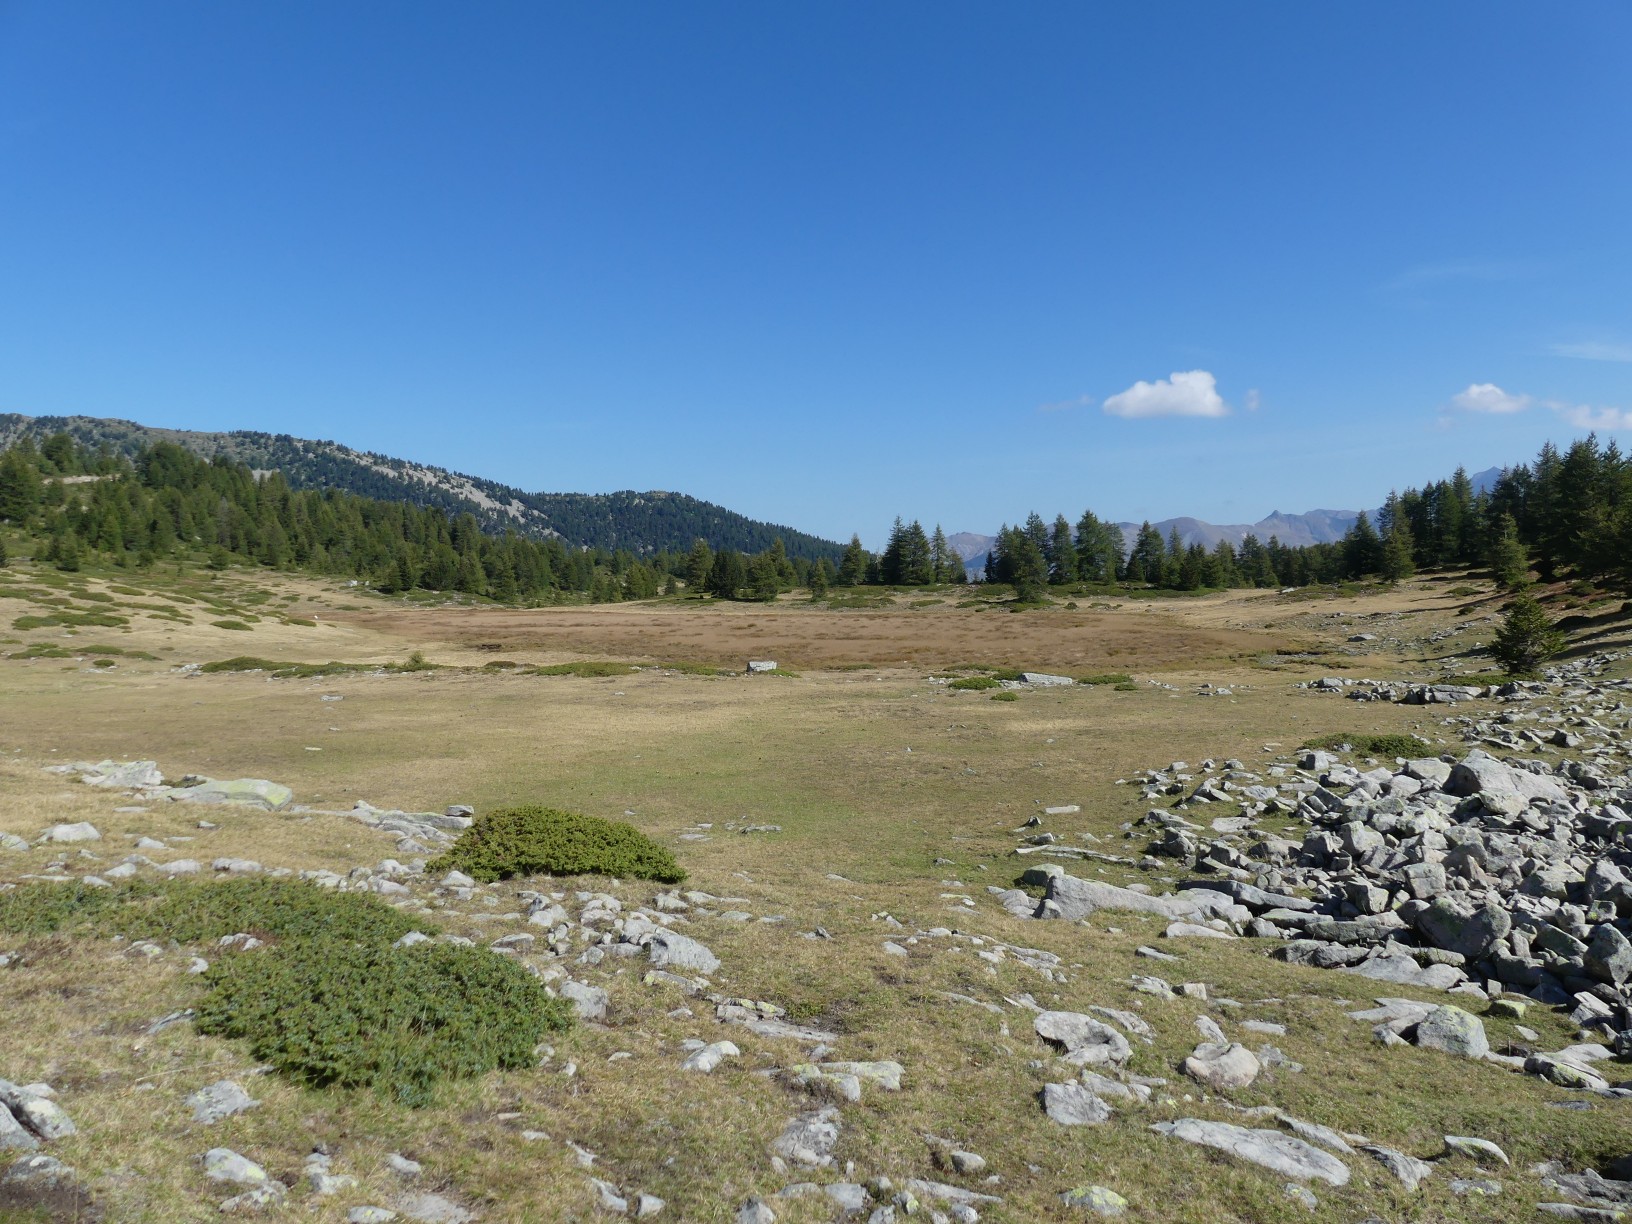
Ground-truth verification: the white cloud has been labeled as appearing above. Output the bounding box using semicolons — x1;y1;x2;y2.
1451;383;1532;414
1447;381;1632;432
1102;370;1229;419
1550;340;1632;363
1557;404;1632;431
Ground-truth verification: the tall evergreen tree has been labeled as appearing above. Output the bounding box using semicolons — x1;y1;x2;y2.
837;535;867;586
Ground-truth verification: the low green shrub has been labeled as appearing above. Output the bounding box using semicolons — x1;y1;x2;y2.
990;690;1019;702
1076;672;1133;686
525;661;641;677
120;878;432;946
1300;732;1431;757
1113;682;1138;691
195;938;571;1105
13;611;127;629
211;619;253;631
0;881;157;935
431;805;686;884
949;676;1000;690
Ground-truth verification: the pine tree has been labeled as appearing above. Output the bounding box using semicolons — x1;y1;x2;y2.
1380;520;1415;583
0;535;8;566
1488;594;1566;675
929;524;955;583
837;535;867;586
0;447;44;523
808;560;829;599
1342;510;1383;578
1487;513;1530;590
684;538;714;590
1047;515;1077;584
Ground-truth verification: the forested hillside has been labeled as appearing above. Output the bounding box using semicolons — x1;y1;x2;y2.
0;433;836;604
0;414;845;562
889;436;1632;599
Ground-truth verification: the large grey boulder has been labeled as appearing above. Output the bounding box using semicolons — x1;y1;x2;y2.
1415;898;1511;960
1584;924;1632;985
646;931;720;975
1034;1012;1131;1066
1039;873;1228;923
1445;750;1568;805
1182;1042;1261;1090
1151;1119;1350;1185
1041;1083;1114;1126
1413;1006;1489;1059
174;778;294;810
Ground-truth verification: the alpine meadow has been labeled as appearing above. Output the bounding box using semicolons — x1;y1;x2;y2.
3;6;1632;1224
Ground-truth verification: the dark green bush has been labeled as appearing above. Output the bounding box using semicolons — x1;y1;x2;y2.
990;690;1019;702
948;676;1000;690
430;805;685;884
1300;732;1431;758
195;939;571;1105
120;878;431;945
0;881;157;935
1076;672;1133;686
524;661;641;677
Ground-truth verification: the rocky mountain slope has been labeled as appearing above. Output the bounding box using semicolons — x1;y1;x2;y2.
0;414;846;561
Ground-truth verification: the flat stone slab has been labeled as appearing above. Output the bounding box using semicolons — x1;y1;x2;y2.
1151;1119;1350;1185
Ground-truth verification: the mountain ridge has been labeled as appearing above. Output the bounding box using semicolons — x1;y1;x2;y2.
0;413;847;562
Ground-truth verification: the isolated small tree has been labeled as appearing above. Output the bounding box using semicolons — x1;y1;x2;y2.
808;560;829;599
0;535;9;567
1486;514;1530;590
1488;594;1566;676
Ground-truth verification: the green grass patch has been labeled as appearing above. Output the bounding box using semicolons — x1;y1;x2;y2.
200;654;437;678
210;619;253;631
990;690;1020;701
6;644;75;659
430;805;686;884
13;611;128;629
1113;682;1138;691
1076;672;1133;686
196;938;571;1106
1447;585;1482;597
524;661;642;678
1300;732;1433;758
948;675;1001;690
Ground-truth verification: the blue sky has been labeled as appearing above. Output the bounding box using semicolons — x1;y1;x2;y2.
2;3;1629;547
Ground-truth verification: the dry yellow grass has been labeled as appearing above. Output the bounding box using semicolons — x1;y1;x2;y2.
1;564;1627;1221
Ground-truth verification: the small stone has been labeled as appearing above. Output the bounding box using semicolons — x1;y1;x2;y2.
681;1041;740;1073
1059;1185;1127;1215
1443;1135;1509;1165
737;1196;777;1224
203;1148;271;1186
949;1150;985;1175
37;822;101;843
350;1210;399;1224
1042;1083;1113;1126
185;1080;259;1125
